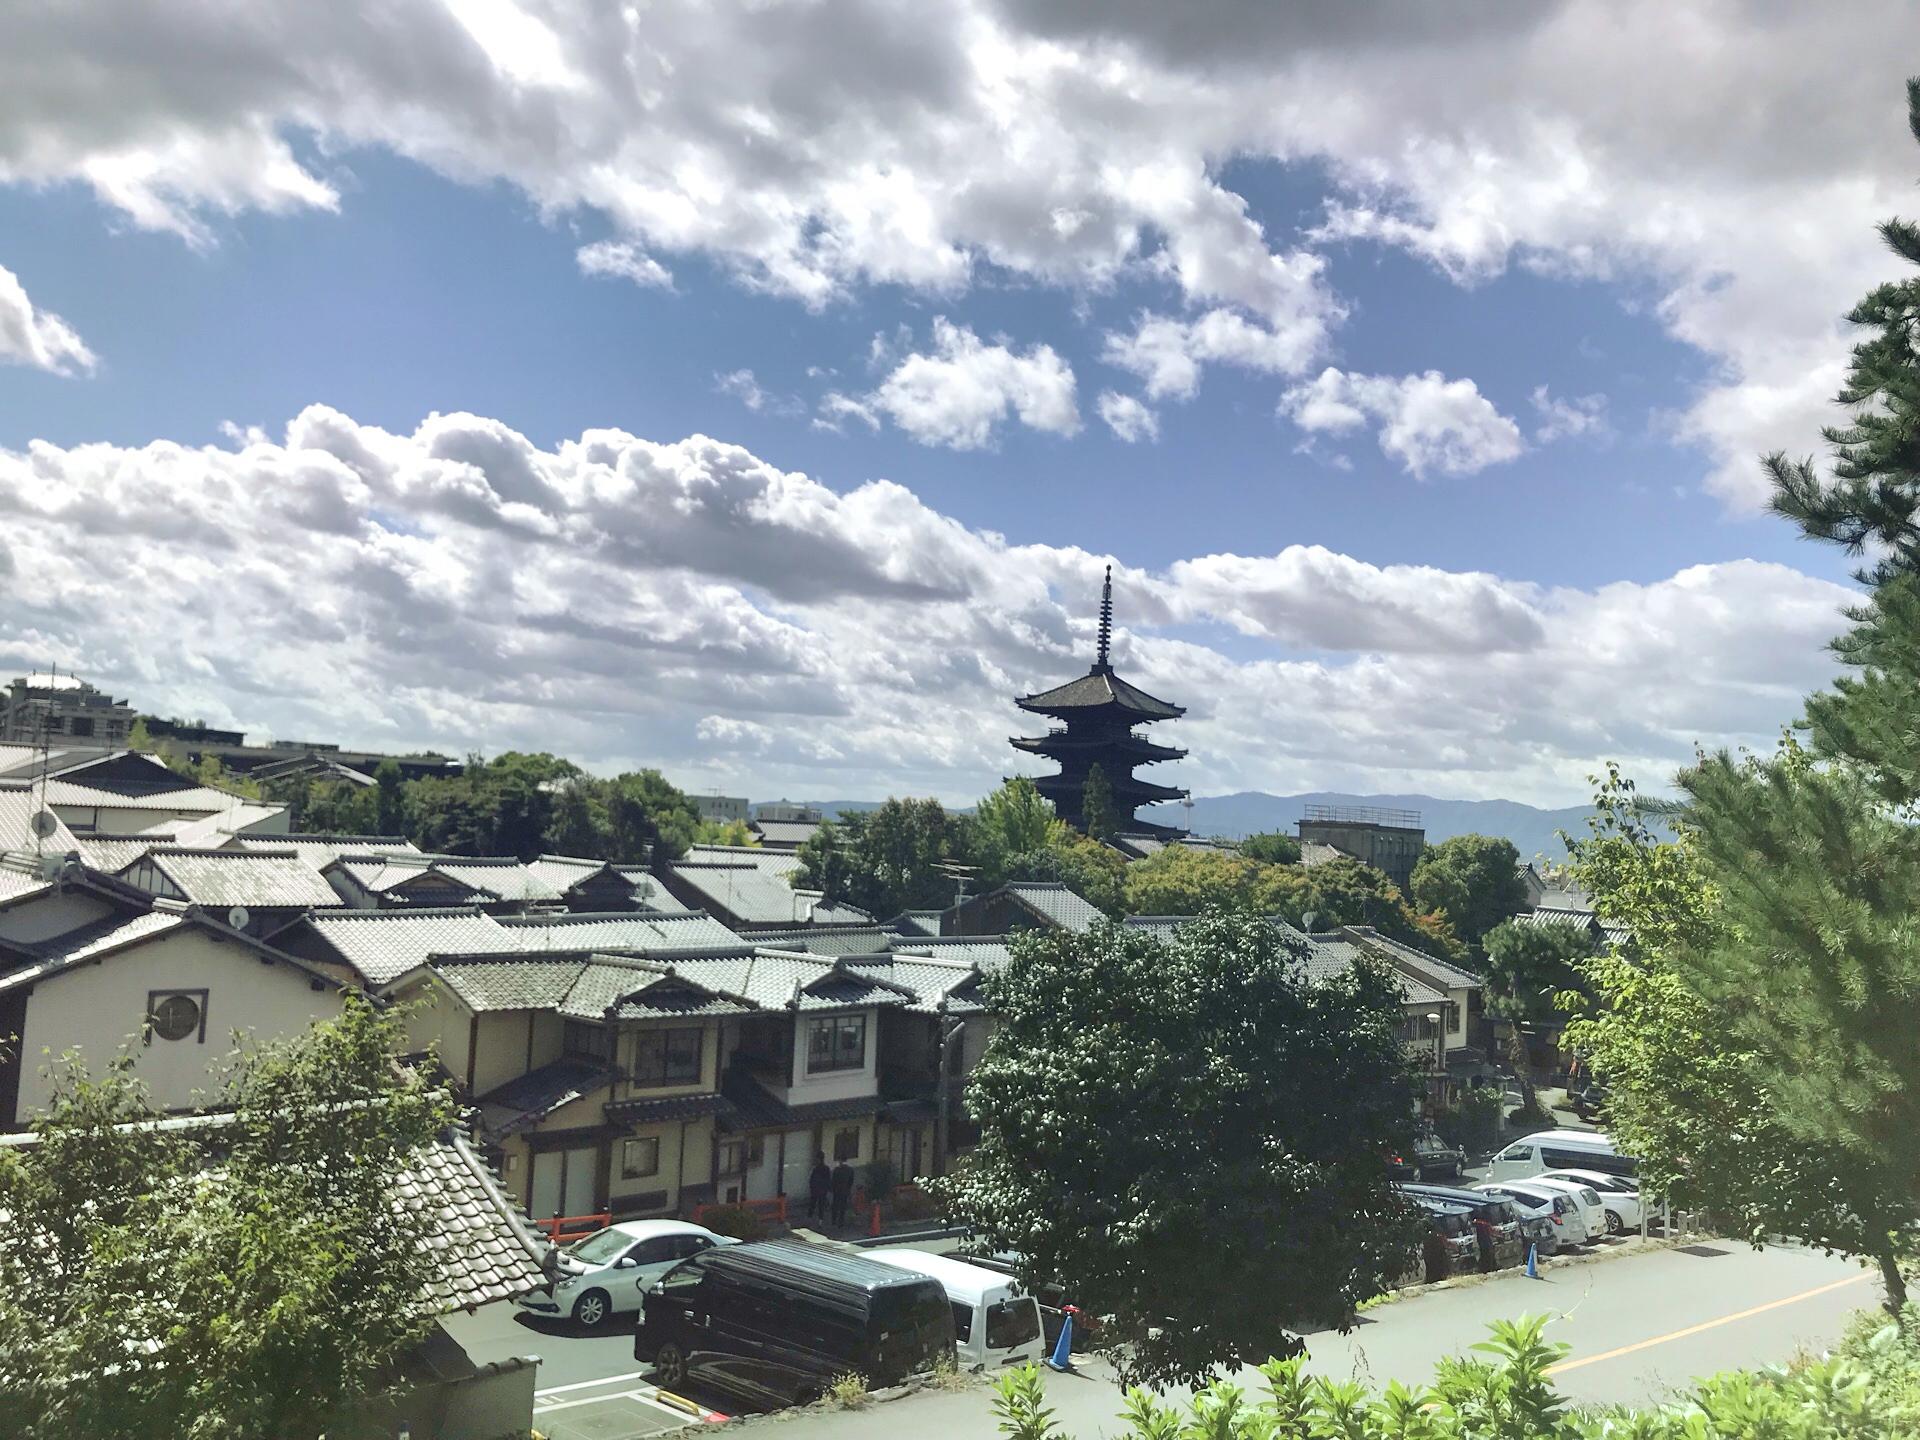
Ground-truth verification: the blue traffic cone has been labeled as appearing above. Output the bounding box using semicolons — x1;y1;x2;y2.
1525;1244;1541;1279
1045;1308;1076;1371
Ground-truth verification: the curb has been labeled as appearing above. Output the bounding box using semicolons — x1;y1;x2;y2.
1369;1230;1708;1309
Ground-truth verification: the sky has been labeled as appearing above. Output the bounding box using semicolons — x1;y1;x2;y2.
1;0;1912;811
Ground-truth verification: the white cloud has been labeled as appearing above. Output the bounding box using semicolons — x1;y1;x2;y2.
1103;306;1331;400
813;391;882;435
4;2;1913;497
0;404;1855;807
714;368;801;418
0;263;96;377
1281;368;1525;478
866;318;1079;449
1531;385;1609;444
1097;391;1159;443
576;240;674;290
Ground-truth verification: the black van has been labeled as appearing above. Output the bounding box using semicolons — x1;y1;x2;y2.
634;1240;955;1407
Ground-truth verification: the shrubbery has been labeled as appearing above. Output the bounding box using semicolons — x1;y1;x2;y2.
697;1203;767;1241
992;1309;1920;1438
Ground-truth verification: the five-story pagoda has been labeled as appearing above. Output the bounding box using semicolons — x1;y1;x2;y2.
1012;566;1188;837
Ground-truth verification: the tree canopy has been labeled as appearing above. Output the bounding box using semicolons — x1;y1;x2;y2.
1239;830;1301;865
946;911;1420;1387
790;798;975;916
0;999;454;1439
1410;833;1528;954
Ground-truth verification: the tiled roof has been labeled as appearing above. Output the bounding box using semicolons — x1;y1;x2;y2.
1337;926;1484;990
668;950;913;1012
432;859;565;904
845;955;988;1013
1016;667;1184;719
665;861;856;926
1306;932;1444;999
334;854;565;904
73;832;170;871
0;784;82;854
582;966;756;1022
432;951;758;1022
164;806;288;847
719;1070;886;1132
498;910;743;954
1299;840;1350;867
432;957;594;1012
890;910;943;937
1004;882;1103;933
292;908;522;986
604;1092;732;1126
752;924;902;958
478;1058;617;1136
750;818;821;848
237;833;421;870
132;848;345;909
399;1127;554;1312
0;861;53;907
0;910;189;994
686;843;804;877
41;780;253;814
889;935;1015;972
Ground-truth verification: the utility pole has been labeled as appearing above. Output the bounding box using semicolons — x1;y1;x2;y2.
931;1008;967;1176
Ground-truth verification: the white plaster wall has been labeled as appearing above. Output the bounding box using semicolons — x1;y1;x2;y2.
15;928;345;1117
0;891;113;944
786;1008;879;1103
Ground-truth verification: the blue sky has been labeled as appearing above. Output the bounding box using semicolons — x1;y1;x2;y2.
0;2;1906;808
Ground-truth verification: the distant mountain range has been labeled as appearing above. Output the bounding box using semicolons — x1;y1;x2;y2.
786;790;1599;864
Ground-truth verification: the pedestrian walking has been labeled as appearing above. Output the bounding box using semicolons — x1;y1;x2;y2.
807;1152;831;1221
830;1157;855;1228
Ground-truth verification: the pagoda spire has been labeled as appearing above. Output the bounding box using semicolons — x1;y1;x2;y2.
1094;565;1113;673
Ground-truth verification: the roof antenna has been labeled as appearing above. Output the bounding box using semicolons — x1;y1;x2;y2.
1094;565;1114;673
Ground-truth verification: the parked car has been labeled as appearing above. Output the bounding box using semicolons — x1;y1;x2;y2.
516;1219;735;1329
1571;1082;1611;1118
1395;1183;1526;1268
636;1240;955;1407
1407;1196;1479;1277
1515;1175;1609;1238
1485;1128;1637;1182
865;1248;1047;1371
1412;1133;1466;1180
957;1248;1098;1352
1474;1180;1593;1249
1537;1168;1644;1234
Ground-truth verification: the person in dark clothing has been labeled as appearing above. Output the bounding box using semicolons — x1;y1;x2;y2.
1473;1216;1497;1274
807;1152;831;1220
830;1158;856;1228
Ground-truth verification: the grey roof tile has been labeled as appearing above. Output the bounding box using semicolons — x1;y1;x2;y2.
133;848;345;909
294;909;521;986
478;1058;617;1136
1005;882;1103;933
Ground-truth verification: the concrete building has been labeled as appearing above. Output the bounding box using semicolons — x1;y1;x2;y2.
1296;804;1426;895
1;673;137;748
694;794;750;824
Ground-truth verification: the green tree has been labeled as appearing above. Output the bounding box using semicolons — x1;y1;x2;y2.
1002;826;1129;917
1290;856;1469;965
792;820;856;905
973;777;1058;878
126;717;153;753
1079;764;1120;842
945;912;1420;1387
792;798;976;916
1482;916;1595;1112
372;758;407;835
0;998;454;1439
1410;833;1528;954
1239;830;1301;865
544;777;611;856
1121;845;1306;917
1563;767;1908;1309
604;769;701;862
694;817;759;846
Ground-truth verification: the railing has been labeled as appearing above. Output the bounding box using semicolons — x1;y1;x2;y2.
535;1211;610;1245
1303;803;1422;829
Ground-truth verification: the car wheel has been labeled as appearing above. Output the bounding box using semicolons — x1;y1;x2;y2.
571;1288;612;1329
1605;1209;1625;1236
654;1342;690;1390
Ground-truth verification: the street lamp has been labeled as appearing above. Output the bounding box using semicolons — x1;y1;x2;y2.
1425;1010;1444;1104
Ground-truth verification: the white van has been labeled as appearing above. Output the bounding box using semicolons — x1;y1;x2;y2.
864;1249;1048;1371
1485;1129;1636;1183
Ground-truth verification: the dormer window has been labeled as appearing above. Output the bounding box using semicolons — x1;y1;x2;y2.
805;1013;866;1075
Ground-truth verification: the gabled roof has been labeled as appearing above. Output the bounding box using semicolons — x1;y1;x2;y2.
0;860;52;907
665;949;914;1012
73;832;172;872
749;818;822;848
325;853;565;905
844;954;990;1013
286;908;523;987
1336;925;1484;991
496;909;743;954
430;950;759;1023
1016;667;1184;720
40;779;257;814
750;924;905;958
124;847;345;910
0;783;82;854
998;881;1104;933
478;1058;618;1136
1305;931;1446;1000
664;860;872;926
889;910;944;937
889;934;1016;972
0;903;342;997
237;833;422;869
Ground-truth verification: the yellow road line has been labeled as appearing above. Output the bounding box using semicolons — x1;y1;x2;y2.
1544;1272;1872;1376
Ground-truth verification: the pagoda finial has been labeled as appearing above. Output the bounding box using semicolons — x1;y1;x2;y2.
1094;564;1114;671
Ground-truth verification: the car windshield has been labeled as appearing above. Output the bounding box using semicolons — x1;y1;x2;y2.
567;1229;634;1265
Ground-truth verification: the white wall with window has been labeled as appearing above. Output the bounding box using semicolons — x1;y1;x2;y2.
10;926;344;1121
787;1007;878;1103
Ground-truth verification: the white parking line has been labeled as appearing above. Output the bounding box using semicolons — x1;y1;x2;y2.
536;1369;649;1398
534;1387;692;1420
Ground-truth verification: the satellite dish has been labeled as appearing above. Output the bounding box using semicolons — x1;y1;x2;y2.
226;906;251;932
28;810;57;839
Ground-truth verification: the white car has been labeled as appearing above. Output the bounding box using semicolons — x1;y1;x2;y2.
515;1220;737;1329
1538;1168;1644;1234
1474;1180;1594;1248
1519;1176;1609;1238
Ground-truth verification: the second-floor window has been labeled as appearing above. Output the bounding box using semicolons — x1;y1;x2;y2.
632;1027;704;1087
805;1013;866;1075
563;1021;614;1063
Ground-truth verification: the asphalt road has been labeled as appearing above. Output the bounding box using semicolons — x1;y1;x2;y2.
444;1239;1875;1438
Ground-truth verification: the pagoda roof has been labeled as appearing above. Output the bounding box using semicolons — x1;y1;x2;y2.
1011;732;1186;763
1033;770;1187;805
1016;666;1184;720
